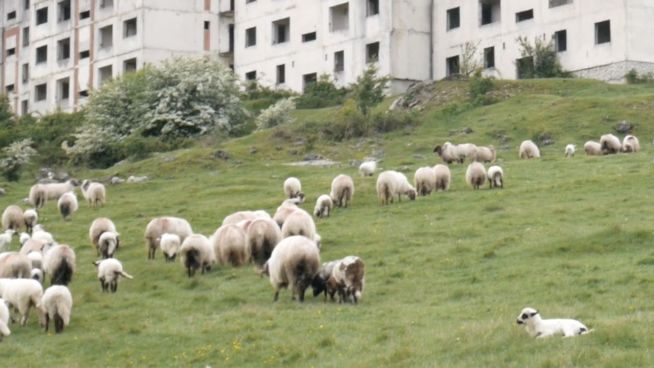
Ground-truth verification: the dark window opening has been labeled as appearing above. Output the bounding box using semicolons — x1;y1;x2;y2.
480;0;500;26
124;58;137;73
334;50;345;72
57;78;70;101
272;18;290;44
22;64;29;83
80;50;90;59
6;84;15;93
330;3;349;32
516;9;533;22
366;42;380;63
7;11;17;21
245;27;256;47
228;24;234;52
554;30;567;52
124;18;137;37
303;73;317;91
302;32;316;42
22;27;29;47
6;48;16;57
35;83;47;101
595;20;611;44
367;0;379;16
245;71;257;81
36;45;48;64
58;0;71;22
446;56;460;77
484;47;495;68
36;7;48;25
204;21;210;30
447;7;460;30
80;10;90;19
549;0;572;7
57;38;70;60
276;64;285;85
517;56;534;79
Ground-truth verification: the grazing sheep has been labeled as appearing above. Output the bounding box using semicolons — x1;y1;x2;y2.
93;258;133;293
516;307;591;338
42;180;79;201
0;298;10;340
434;142;458;164
414;167;436;196
584;140;602;156
0;252;31;278
41;285;72;333
565;144;575;158
358;161;377;177
262;235;320;302
222;210;270;226
330;174;355;208
519;140;541;159
180;234;213;277
81;180;106;208
22;210;37;235
311;261;339;301
246;218;282;268
457;143;479;162
144;216;193;260
31;269;44;283
28;184;47;209
475;145;496;163
487;165;504;189
57;192;78;220
281;208;318;243
32;226;55;247
42;244;76;286
433;164;452;192
465;162;487;190
159;233;181;262
330;256;365;304
2;205;23;232
212;225;249;267
313;195;334;219
27;251;43;271
19;238;46;256
622;135;640;153
376;170;417;205
273;198;303;227
600;134;622;154
98;232;120;259
283;177;303;199
89;218;117;256
0;230;14;252
0;278;44;326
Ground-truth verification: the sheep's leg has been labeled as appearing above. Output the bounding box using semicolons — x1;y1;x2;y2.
273;290;280;302
44;314;50;332
111;281;117;293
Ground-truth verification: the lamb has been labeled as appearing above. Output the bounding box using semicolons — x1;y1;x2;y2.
262;235;320;302
273;198;303;227
0;230;14;252
313;195;334;219
487;165;504;189
0;278;44;326
81;180;106;208
475;145;496;163
622;135;640;153
281;208;318;244
516;307;591;338
519;140;541;159
465;162;487;190
283;177;304;199
600;134;621;154
57;192;78;220
93;258;133;293
144;216;193;259
330;174;355;208
414;167;436;196
180;234;213;277
311;261;339;301
42;244;76;286
22;209;38;234
159;233;181;262
2;205;23;232
565;144;576;158
42;179;79;201
222;210;270;226
376;170;417;205
433;164;452;192
0;298;10;340
98;232;120;259
40;285;72;333
31;269;44;283
212;225;249;267
246;218;282;268
358;161;377;177
0;252;31;278
584;140;602;156
330;256;365;304
28;184;47;209
89;217;116;256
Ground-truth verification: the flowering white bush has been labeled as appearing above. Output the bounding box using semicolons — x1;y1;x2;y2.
0;138;37;181
255;98;296;130
61;125;119;165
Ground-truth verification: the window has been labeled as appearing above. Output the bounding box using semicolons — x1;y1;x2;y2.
6;85;15;93
554;30;567;52
24;0;30;10
57;78;70;102
99;0;114;9
549;0;572;7
303;73;317;91
79;90;89;97
272;18;290;44
123;58;137;73
366;42;380;63
58;0;71;22
228;24;234;52
21;100;29;115
99;25;113;49
302;32;316;43
36;7;48;25
204;21;210;30
57;38;70;60
35;83;47;101
246;0;256;3
7;11;17;21
330;3;349;32
276;64;285;85
245;71;257;81
517;56;534;79
22;64;29;83
98;65;113;85
22;27;29;47
80;10;90;19
446;56;460;77
515;9;533;22
480;0;500;26
334;50;345;72
124;18;137;38
36;45;48;64
367;0;379;16
484;47;495;68
245;27;256;47
595;20;611;44
447;7;460;30
6;48;16;57
80;50;90;59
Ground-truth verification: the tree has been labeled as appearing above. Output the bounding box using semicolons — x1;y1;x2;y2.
460;41;482;78
351;65;389;115
516;36;569;78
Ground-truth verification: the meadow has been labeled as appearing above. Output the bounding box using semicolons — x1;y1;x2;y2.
1;79;653;367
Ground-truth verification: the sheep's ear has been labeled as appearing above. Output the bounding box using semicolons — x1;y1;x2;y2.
530;311;538;317
92;261;100;267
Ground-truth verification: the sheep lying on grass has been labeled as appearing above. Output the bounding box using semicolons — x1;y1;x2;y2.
516;307;591;338
93;258;133;293
263;235;320;303
41;285;72;333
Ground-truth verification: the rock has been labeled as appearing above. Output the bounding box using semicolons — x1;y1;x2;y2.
303;153;324;161
249;147;258;155
110;176;125;185
615;120;633;134
537;132;555;146
213;150;230;160
448;127;474;136
127;175;148;184
161;156;175;163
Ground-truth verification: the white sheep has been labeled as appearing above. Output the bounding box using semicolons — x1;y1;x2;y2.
0;278;44;326
516;307;591;338
0;298;10;340
40;285;72;333
457;143;479;162
42;179;79;201
89;217;116;256
180;234;213;276
0;252;31;278
519;140;541;159
42;244;76;286
57;192;78;220
19;238;46;256
465;162;487;190
27;251;43;271
31;269;44;283
330;174;355;208
28;184;47;209
475;145;496;163
32;226;55;247
433;142;461;164
283;177;303;199
330;256;365;304
313;195;334;219
22;209;38;235
262;235;320;302
222;210;270;226
273;198;303;227
2;205;23;232
144;216;193;260
246;218;282;269
584;140;602;156
81;180;106;208
212;225;249;267
565;144;575;158
414;167;436;196
93;258;133;293
432;164;451;192
0;230;14;252
159;233;181;262
376;170;417;205
281;208;318;244
358;161;377;177
622;135;640;153
487;165;504;189
600;134;621;154
98;231;120;259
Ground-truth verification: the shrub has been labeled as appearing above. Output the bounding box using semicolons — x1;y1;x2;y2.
516;36;570;79
23;112;84;165
371;109;419;133
62;124;121;167
255;98;296;130
320;99;370;141
468;71;495;106
625;69;654;84
0;138;37;181
295;74;348;109
351;65;389;115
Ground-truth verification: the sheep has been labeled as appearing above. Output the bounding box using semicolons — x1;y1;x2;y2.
98;232;120;259
330;174;355;208
565;144;575;158
89;217;116;255
273;198;303;227
42;179;79;201
622;135;640;153
2;205;23;232
81;180;106;208
0;230;14;252
487;165;504;189
40;285;72;333
22;209;38;235
283;177;304;200
475;145;496;163
144;216;193;260
180;234;213;277
519;140;541;159
414;167;436;196
0;298;10;340
246;218;282;269
262;235;320;302
600;134;621;154
0;252;31;278
93;258;133;293
42;244;76;286
516;307;591;338
433;164;452;192
159;233;181;262
434;141;476;164
330;256;365;304
313;195;333;219
57;192;78;220
358;161;377;177
0;278;44;326
27;251;43;271
465;162;487;190
376;170;417;205
31;269;43;283
212;225;249;267
32;226;55;247
311;261;339;301
584;140;602;155
281;208;318;243
19;238;46;255
457;143;479;162
222;210;270;226
28;184;47;209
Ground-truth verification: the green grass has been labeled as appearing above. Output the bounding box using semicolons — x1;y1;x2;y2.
1;79;654;367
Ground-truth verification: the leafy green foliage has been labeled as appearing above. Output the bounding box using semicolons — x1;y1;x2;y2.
517;36;570;79
625;68;654;84
295;74;348;109
468;71;496;106
352;65;389;115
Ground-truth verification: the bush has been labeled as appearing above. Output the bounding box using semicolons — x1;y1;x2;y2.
516;36;570;79
255;98;296;130
468;71;495;106
352;66;389;115
23;112;84;165
0;139;37;181
320;100;370;141
625;69;654;84
295;75;348;109
371;109;419;133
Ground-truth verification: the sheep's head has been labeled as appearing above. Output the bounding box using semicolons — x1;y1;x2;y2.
516;307;539;325
407;189;417;201
433;145;442;155
311;274;327;297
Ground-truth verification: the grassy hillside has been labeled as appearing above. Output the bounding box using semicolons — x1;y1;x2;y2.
1;79;654;367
